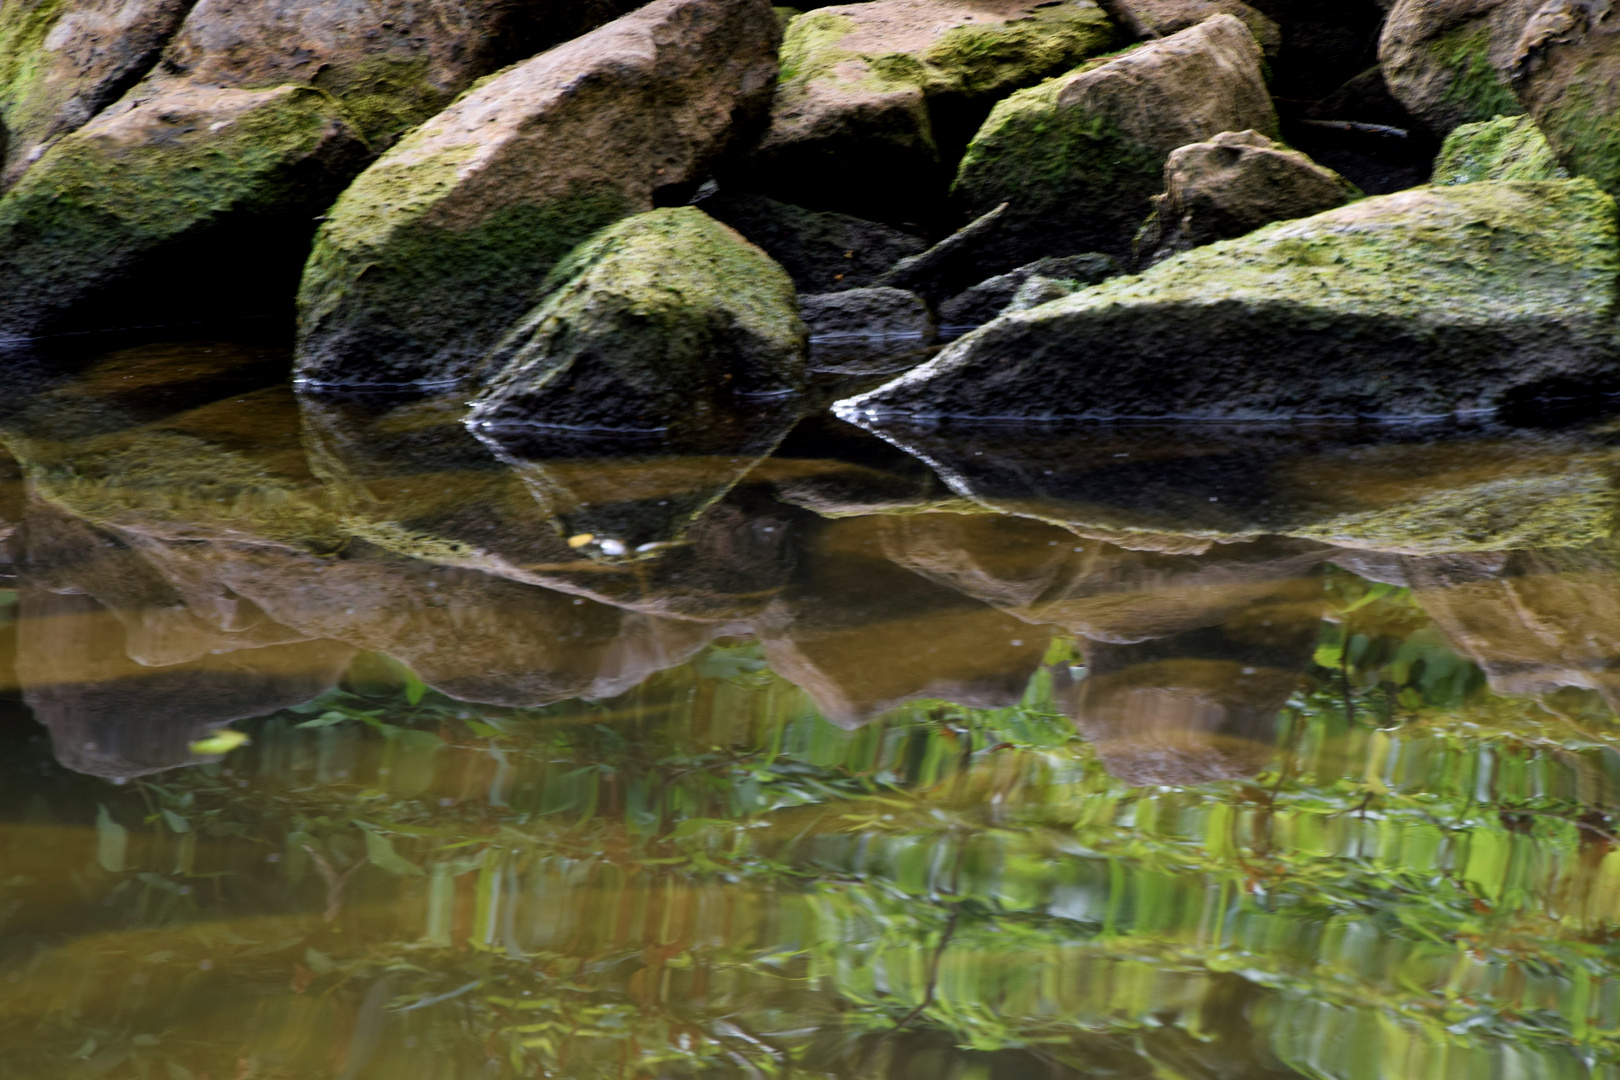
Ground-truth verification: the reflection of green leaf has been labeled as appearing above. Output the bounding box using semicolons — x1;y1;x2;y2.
161;810;190;834
364;830;424;876
95;805;127;874
296;711;349;729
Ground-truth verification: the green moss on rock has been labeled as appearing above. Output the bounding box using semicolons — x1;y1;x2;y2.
1433;114;1567;185
1431;22;1523;125
0;83;366;337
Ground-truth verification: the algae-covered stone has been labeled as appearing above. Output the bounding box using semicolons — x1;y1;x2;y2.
841;180;1620;422
1378;0;1539;136
746;0;1116;220
470;207;805;434
1509;0;1620;198
952;15;1276;267
296;0;782;389
1432;112;1568;183
1135;130;1359;265
0;0;191;187
937;252;1121;326
0;82;368;338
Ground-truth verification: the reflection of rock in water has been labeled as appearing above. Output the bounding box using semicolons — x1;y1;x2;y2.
18;590;354;779
1059;592;1323;787
755;515;1051;726
1403;545;1620;710
878;511;1329;643
125;536;717;708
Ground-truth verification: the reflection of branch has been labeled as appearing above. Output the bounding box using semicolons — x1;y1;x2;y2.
890;908;960;1033
304;845;365;922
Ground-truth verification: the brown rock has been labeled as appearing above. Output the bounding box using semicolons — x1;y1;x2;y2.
1509;0;1620;197
1379;0;1540;136
1112;0;1280;55
296;0;784;389
1135;129;1359;265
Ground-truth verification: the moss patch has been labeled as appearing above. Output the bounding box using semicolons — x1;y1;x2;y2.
1433;114;1567;185
1536;58;1620;199
0;0;71;140
312;55;454;148
1431;22;1522;127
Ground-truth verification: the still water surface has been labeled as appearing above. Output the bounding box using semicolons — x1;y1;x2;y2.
4;337;1620;1079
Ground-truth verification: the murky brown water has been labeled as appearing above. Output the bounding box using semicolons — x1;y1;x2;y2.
4;338;1620;1079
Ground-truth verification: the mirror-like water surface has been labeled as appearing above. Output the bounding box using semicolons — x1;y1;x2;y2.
5;339;1620;1079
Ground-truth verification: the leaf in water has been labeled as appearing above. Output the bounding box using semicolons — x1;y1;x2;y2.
189;729;249;756
364;830;425;876
297;711;350;730
161;809;190;834
462;718;502;739
71;1039;97;1060
96;805;127;874
305;947;337;975
405;670;428;706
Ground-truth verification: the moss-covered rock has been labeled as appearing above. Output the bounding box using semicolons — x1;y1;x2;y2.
0;82;370;338
295;0;782;389
1135;129;1359;266
744;0;1116;220
840;180;1620;422
0;0;191;187
951;14;1276;268
1378;0;1539;136
1432;112;1568;183
1509;0;1620;199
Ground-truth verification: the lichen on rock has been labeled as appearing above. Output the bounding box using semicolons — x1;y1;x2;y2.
951;14;1276;268
1432;113;1568;183
1510;0;1620;199
1378;0;1540;136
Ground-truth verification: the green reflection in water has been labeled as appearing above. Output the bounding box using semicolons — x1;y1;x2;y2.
4;576;1620;1080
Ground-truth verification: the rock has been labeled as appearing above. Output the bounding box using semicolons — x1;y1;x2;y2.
468;207;805;440
1003;274;1078;312
1378;0;1539;136
876;201;1013;300
1432;113;1568;183
0;0;191;187
800;286;935;372
0;82;369;338
1111;0;1280;55
295;0;782;389
937;253;1121;326
18;588;353;779
952;15;1277;268
840;180;1620;423
1508;0;1620;198
1134;130;1359;265
696;188;927;292
753;514;1051;725
743;0;1117;221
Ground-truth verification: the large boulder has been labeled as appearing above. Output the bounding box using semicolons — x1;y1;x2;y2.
1111;0;1280;55
743;0;1117;221
1134;130;1359;265
951;14;1277;268
839;180;1620;422
1509;0;1620;198
0;0;191;187
295;0;782;389
468;207;805;437
0;82;369;338
1431;112;1568;182
1378;0;1541;136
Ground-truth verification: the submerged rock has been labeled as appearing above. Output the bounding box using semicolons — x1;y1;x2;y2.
1110;0;1280;55
936;253;1121;327
1134;130;1358;266
1509;0;1620;198
469;207;805;436
951;15;1276;267
0;0;192;187
1432;113;1568;183
1378;0;1539;136
744;0;1116;221
295;0;782;389
696;189;927;292
800;286;935;372
840;180;1620;423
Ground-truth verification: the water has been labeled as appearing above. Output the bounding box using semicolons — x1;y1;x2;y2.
4;337;1620;1079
